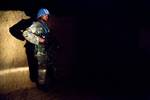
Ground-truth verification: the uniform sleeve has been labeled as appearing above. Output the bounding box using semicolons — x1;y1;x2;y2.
23;22;40;45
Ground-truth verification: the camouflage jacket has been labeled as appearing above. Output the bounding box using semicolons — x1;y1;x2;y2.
23;20;50;56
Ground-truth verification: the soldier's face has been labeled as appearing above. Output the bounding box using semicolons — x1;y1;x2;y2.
42;15;49;22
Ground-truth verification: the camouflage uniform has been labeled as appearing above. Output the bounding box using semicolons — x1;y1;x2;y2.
23;20;51;85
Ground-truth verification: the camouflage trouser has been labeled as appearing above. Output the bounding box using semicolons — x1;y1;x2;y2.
35;52;48;85
34;52;56;86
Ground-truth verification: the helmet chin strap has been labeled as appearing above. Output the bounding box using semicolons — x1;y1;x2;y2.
39;18;48;24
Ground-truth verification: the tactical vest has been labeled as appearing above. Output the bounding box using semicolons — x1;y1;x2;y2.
33;20;50;56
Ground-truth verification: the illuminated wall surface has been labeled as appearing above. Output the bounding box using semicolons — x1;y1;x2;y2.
0;11;33;93
0;10;29;70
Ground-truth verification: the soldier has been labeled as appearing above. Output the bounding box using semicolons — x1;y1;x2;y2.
23;8;56;90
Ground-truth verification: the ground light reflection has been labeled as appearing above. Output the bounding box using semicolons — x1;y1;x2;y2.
0;66;35;94
0;67;28;75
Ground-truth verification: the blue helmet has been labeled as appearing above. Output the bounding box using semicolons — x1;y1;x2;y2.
37;8;50;19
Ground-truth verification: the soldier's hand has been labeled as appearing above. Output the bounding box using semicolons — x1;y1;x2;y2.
39;37;45;44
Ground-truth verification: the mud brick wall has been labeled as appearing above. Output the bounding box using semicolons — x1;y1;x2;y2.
0;11;29;70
